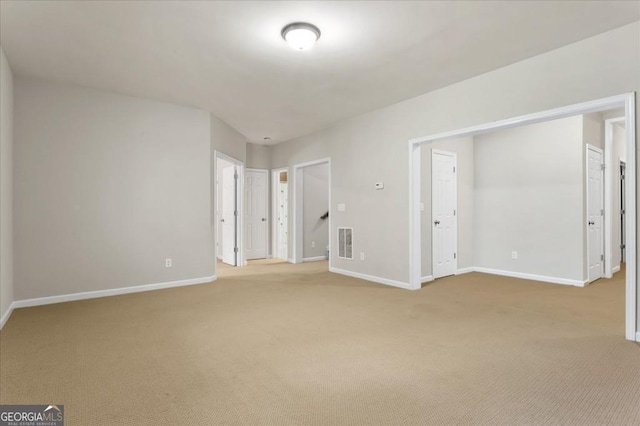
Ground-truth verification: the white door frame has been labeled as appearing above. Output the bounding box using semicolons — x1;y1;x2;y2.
246;168;269;260
214;151;245;268
272;167;289;261
431;149;458;279
604;116;625;277
408;92;637;342
586;144;605;283
292;158;331;265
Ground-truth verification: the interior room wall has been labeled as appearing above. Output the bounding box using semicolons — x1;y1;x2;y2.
474;116;584;282
14;77;213;300
420;137;474;279
302;162;329;260
0;48;14;324
246;143;271;170
269;22;638;298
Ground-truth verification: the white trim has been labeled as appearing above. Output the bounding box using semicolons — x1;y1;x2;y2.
245;168;269;260
474;267;586;287
623;93;636;342
421;275;434;283
604;116;625;279
287;258;294;264
585;144;605;283
456;267;474;275
9;275;216;311
431;149;458;279
0;304;15;330
636;331;640;343
271;167;289;261
214;151;245;269
303;256;326;263
612;265;621;274
292;158;331;266
408;92;637;341
330;267;412;290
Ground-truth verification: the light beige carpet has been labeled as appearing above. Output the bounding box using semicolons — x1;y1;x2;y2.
1;261;638;425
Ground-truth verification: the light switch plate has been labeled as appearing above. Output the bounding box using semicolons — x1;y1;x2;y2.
337;203;346;212
375;182;384;190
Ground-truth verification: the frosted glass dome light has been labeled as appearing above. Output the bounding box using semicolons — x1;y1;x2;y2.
281;23;321;50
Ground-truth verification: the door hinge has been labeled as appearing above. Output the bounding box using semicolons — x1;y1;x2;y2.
234;173;238;180
453;209;456;216
234;210;238;216
453;166;456;173
621;209;625;215
601;254;604;261
600;164;605;171
234;247;239;253
601;209;604;216
620;244;626;249
454;253;457;259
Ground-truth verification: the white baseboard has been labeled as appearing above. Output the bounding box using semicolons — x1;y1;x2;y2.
456;267;474;275
421;275;433;283
303;256;327;263
287;258;296;264
330;267;412;290
10;275;217;311
473;267;585;287
0;303;15;330
612;265;621;274
636;331;640;342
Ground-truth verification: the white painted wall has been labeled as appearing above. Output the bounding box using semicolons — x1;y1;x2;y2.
14;77;213;300
269;20;638;316
246;143;270;170
473;116;584;281
421;137;474;278
0;48;14;323
302;163;329;260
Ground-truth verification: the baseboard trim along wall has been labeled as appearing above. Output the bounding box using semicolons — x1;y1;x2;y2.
0;305;15;330
473;267;586;287
612;265;621;274
303;256;327;263
636;331;640;343
421;275;434;283
456;267;474;275
0;274;217;329
330;267;412;290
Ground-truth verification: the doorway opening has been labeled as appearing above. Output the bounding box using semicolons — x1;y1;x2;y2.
215;151;244;268
272;168;289;261
409;93;637;342
292;158;331;266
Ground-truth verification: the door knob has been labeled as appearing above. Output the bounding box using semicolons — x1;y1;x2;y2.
588;221;594;225
261;218;266;222
434;220;440;225
221;219;225;223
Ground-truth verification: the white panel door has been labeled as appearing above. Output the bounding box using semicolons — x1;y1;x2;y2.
587;146;604;282
221;165;237;266
278;180;288;260
432;150;457;279
245;170;268;260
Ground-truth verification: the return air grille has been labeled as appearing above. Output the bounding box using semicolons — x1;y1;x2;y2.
337;227;353;260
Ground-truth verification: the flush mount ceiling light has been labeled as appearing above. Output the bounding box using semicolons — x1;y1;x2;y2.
281;22;321;50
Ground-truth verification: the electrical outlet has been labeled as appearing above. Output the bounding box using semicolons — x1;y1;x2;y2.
337;203;346;212
511;251;518;260
165;258;172;268
311;241;316;248
360;252;365;261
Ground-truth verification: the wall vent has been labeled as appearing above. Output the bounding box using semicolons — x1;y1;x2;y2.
337;227;353;260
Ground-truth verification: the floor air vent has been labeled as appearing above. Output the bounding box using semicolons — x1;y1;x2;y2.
337;227;353;260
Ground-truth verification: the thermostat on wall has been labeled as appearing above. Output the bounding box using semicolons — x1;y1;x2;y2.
375;182;384;190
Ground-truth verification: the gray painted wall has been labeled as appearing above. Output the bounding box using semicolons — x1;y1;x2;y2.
14;77;213;299
302;163;329;259
0;48;14;321
246;143;270;170
474;116;584;281
269;21;639;322
421;137;474;278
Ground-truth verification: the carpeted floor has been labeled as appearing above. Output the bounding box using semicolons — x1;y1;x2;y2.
1;261;638;425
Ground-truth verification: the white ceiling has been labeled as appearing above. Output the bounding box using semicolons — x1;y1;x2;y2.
1;1;638;144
